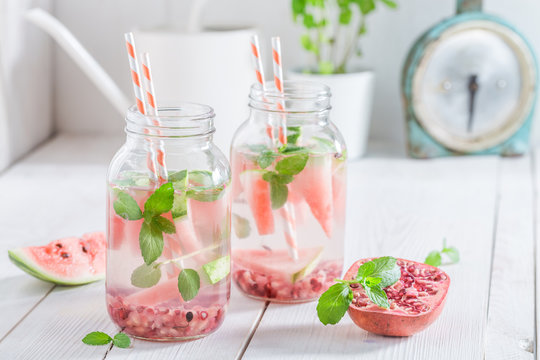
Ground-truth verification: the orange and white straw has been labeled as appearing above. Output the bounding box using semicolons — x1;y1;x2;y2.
250;35;275;143
124;32;159;181
141;52;168;184
271;36;287;145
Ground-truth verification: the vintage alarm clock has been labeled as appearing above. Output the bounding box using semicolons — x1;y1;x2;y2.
402;0;538;158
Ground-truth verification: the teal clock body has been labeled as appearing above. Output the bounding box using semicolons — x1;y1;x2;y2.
402;0;538;158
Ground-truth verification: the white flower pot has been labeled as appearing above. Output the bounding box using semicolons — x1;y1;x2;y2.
288;70;375;159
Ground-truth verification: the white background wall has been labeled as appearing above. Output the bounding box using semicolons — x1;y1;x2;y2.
52;0;540;152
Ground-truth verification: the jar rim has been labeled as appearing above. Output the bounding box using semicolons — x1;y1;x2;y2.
125;102;215;137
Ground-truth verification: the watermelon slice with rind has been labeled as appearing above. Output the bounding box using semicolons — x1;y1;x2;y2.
8;232;106;285
233;246;323;283
240;170;275;235
291;155;334;237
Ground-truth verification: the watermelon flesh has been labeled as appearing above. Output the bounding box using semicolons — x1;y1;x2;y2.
291;155;334;238
8;232;106;285
240;170;275;235
233;247;323;283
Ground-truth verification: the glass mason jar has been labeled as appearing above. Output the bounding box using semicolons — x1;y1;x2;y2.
231;81;347;303
106;103;231;341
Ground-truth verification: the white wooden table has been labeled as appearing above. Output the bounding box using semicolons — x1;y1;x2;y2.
0;134;536;359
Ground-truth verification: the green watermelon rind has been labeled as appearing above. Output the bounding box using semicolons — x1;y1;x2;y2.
8;248;104;286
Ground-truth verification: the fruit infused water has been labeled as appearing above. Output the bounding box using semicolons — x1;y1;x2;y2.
107;171;230;341
106;103;231;341
231;80;347;303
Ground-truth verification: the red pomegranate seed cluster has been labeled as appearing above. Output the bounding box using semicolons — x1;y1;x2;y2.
233;260;342;302
351;259;448;315
107;295;226;340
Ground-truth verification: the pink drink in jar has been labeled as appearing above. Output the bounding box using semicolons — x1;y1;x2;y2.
107;104;231;341
231;81;347;303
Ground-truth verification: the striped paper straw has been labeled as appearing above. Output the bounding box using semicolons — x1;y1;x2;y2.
124;32;159;181
250;35;275;143
271;36;287;145
141;52;168;184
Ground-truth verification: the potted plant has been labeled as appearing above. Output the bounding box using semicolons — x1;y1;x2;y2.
288;0;397;158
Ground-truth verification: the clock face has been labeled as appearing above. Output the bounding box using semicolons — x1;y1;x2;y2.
412;20;536;152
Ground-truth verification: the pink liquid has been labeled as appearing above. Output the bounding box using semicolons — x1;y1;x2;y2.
106;179;230;341
231;148;346;303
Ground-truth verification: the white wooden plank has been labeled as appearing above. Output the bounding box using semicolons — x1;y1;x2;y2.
0;134;121;340
485;156;535;359
0;281;115;359
105;287;265;360
244;155;499;359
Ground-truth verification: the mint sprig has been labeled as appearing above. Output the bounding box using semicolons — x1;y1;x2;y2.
425;239;460;267
82;331;130;349
317;256;401;325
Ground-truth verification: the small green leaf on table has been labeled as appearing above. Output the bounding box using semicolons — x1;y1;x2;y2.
82;331;112;346
112;333;131;348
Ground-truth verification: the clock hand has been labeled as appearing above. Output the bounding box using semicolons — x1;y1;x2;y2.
467;74;479;133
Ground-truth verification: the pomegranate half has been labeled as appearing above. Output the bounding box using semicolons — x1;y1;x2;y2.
346;258;450;336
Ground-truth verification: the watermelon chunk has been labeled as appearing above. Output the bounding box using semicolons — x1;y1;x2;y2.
291;155;334;237
8;232;106;285
126;277;182;306
240;170;274;235
233;246;323;283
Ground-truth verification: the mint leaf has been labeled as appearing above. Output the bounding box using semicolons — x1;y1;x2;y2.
275;154;309;175
364;284;390;309
356;261;375;279
442;246;460;263
203;256;230;284
257;150;277;169
153;216;176;234
262;171;293;185
82;331;112;346
287;126;301;144
144;183;174;216
172;193;188;219
364;276;382;287
112;333;131;348
270;182;288;209
279;144;308;154
178;269;200;301
131;263;162;288
139;222;164;265
113;192;143;220
233;214;251;238
365;257;401;288
425;250;442;267
316;282;353;325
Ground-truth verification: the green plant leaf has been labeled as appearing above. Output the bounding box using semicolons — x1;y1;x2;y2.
262;171;293;185
364;284;389;308
131;263;162;288
356;256;400;288
202;256;230;284
139;221;164;265
364;276;382;287
178;269;200;301
356;0;376;14
172;193;188;219
112;333;131;348
339;8;352;24
303;13;316;28
279;144;308;154
82;332;112;346
144;183;174;216
316;282;353;325
113;192;143;220
380;0;397;8
425;250;442;267
301;34;314;52
292;0;307;20
275;154;309;175
153;216;176;234
318;60;334;74
270;182;288;210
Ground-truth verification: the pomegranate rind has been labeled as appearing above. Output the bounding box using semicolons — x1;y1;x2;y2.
346;258;450;337
8;232;106;286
